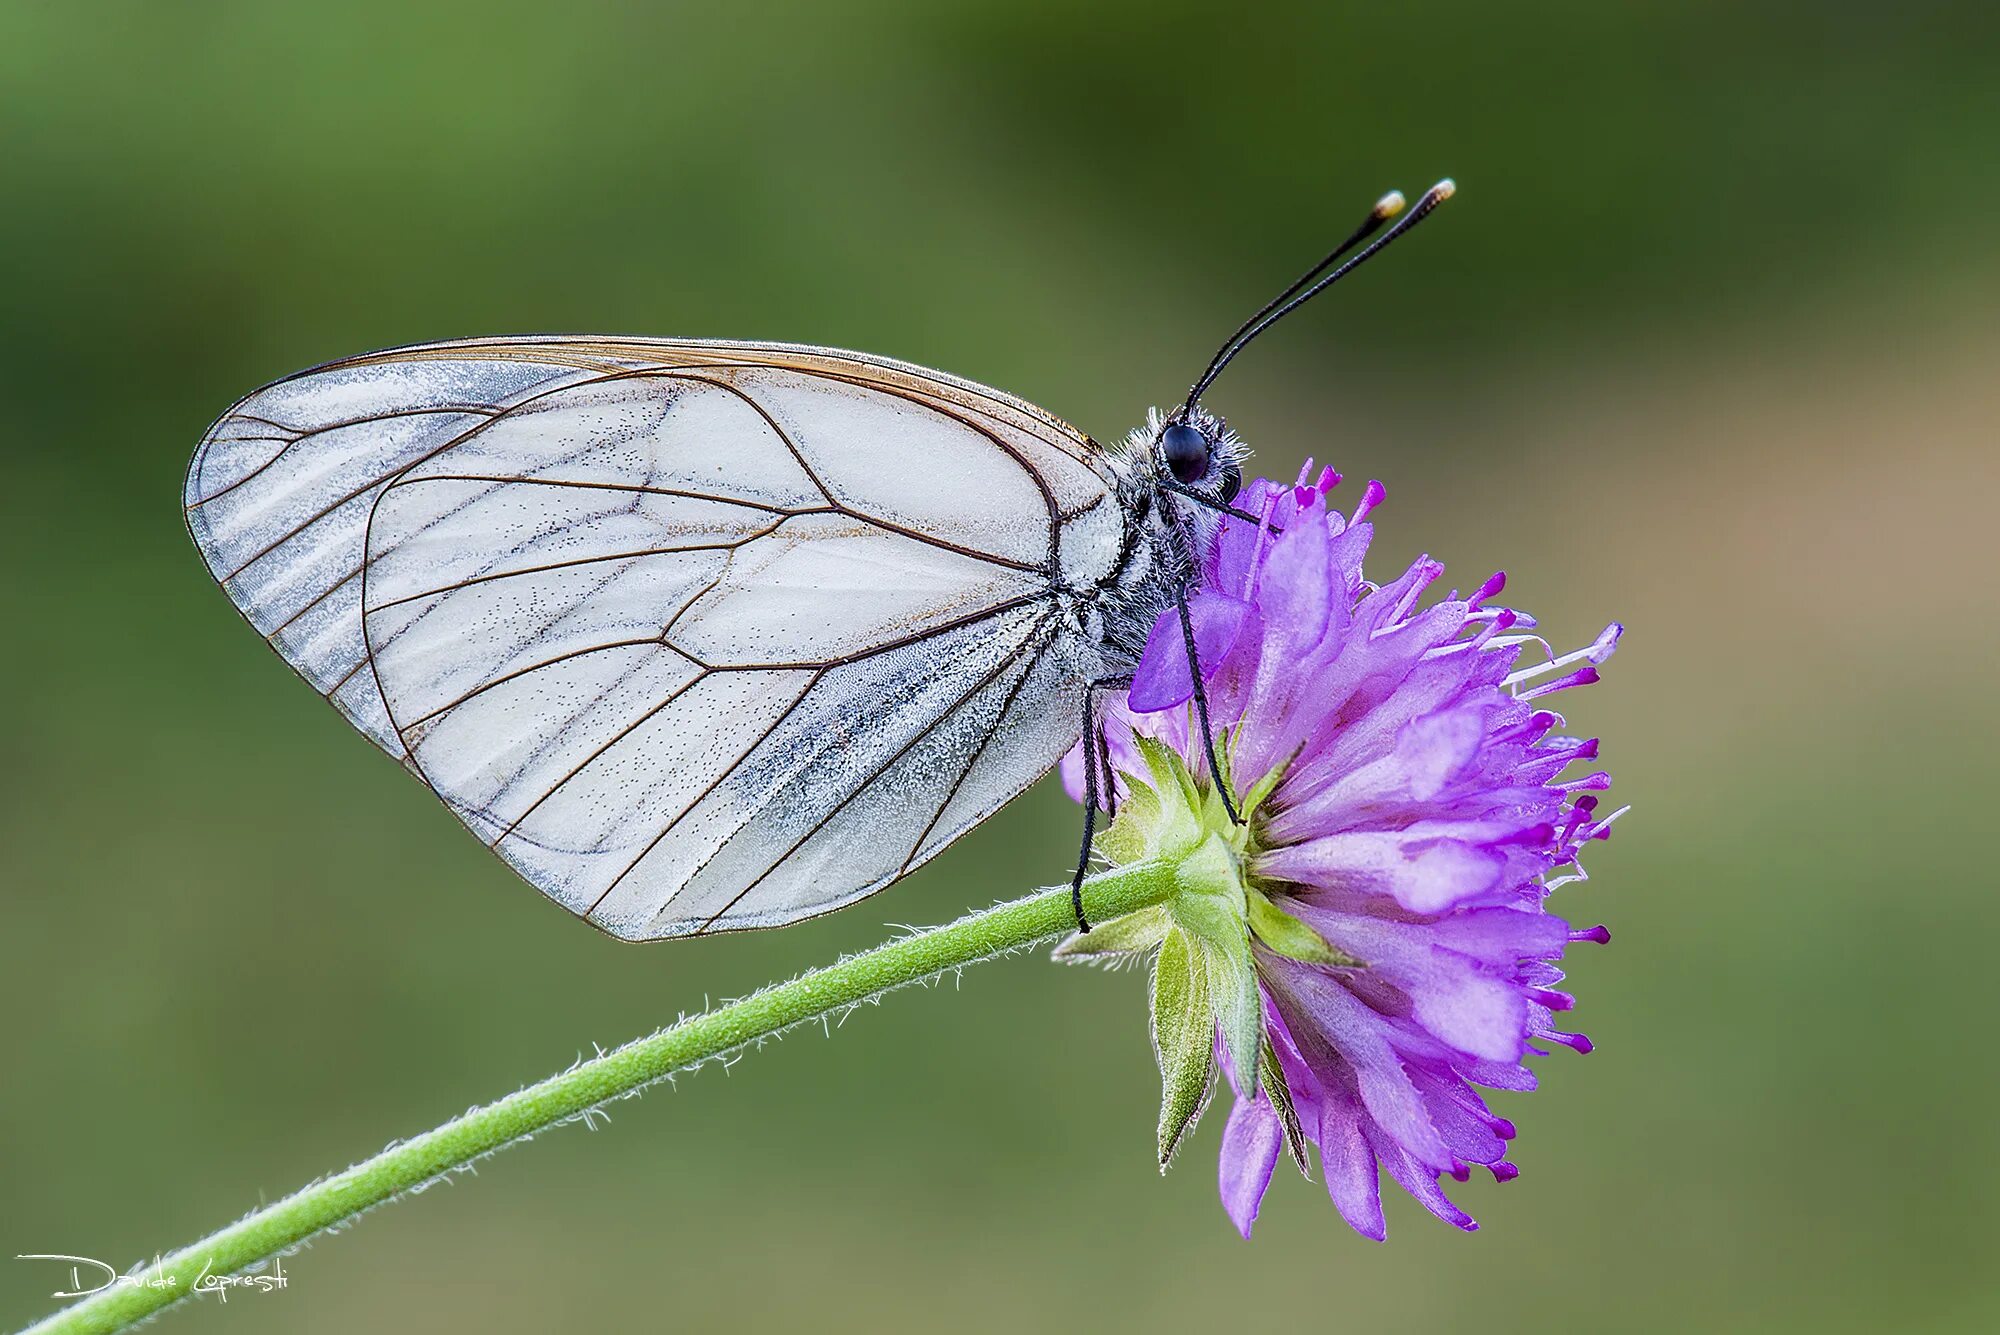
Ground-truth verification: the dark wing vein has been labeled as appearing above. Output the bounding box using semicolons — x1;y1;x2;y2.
791;367;1064;564
666;595;1046;673
190;405;503;511
661;372;1049;573
696;615;1059;932
393;473;809;514
201;368;655;584
401;637;678;731
366;531;781;614
895;630;1052;877
365;538;660;734
477;664;715;851
581;668;827;914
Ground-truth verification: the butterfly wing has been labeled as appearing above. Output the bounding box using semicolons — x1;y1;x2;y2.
186;338;1121;938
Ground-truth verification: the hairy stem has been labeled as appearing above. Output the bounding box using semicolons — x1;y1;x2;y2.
22;863;1176;1335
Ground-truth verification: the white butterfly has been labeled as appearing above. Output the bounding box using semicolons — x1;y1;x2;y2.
184;187;1450;942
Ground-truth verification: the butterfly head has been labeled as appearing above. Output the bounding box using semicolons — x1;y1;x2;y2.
1151;406;1244;505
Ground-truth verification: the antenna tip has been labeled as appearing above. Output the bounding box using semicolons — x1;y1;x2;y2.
1430;178;1458;201
1372;190;1407;220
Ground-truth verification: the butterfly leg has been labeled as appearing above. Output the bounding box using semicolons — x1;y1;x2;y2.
1174;580;1242;824
1069;676;1134;933
1096;712;1118;820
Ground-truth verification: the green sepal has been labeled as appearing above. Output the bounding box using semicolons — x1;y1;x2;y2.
1258;1037;1310;1175
1052;903;1172;963
1134;735;1205;856
1096;735;1205;871
1151;926;1217;1168
1193;719;1240;833
1169;832;1261;1097
1237;741;1299;826
1205;931;1263;1106
1137;732;1204;819
1246;888;1364;969
1093;776;1160;868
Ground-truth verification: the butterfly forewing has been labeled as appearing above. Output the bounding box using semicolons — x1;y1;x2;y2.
185;338;1113;938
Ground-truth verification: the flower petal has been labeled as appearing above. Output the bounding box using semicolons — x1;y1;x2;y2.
1366;1123;1478;1232
1127;594;1252;713
1218;1094;1285;1238
1259;505;1333;644
1318;1093;1387;1240
1283;903;1540;1063
1270;964;1454;1171
1260;832;1508;914
1397;704;1490;801
1409;954;1532;1063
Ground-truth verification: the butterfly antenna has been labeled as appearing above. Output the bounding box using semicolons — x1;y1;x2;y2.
1182;180;1455;413
1182;188;1405;415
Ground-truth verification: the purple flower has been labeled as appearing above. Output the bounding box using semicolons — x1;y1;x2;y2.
1061;465;1623;1239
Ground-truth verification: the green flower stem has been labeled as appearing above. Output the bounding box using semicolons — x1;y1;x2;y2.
23;862;1177;1335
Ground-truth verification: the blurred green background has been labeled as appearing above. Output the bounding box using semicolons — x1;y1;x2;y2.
4;2;1996;1331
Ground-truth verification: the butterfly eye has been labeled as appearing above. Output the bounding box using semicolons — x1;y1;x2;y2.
1160;422;1211;485
1217;462;1241;504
